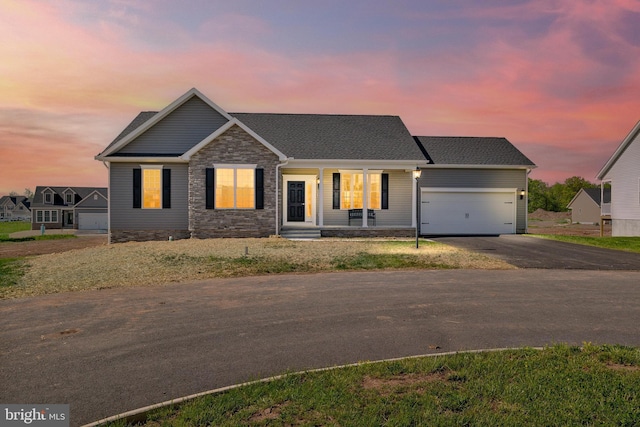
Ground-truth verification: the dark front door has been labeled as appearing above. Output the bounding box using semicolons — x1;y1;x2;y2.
287;181;305;222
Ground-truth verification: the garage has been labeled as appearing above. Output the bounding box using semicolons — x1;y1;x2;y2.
77;213;108;230
421;188;516;235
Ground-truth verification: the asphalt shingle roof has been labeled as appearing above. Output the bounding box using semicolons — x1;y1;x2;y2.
31;187;107;207
413;136;536;166
583;187;611;205
231;113;425;160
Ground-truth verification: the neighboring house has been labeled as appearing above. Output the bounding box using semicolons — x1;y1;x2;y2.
0;196;31;221
31;187;108;231
597;120;640;236
95;88;536;243
567;188;611;224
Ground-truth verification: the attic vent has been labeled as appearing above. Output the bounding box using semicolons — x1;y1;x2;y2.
94;194;98;200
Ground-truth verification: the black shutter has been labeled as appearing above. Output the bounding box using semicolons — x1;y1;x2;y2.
381;173;389;210
133;169;141;209
255;168;264;209
206;168;215;209
333;173;340;209
162;168;171;209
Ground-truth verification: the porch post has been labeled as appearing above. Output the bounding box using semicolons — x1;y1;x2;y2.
411;172;417;228
362;167;368;227
318;168;324;227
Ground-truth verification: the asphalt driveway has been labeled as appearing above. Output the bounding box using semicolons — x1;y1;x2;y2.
433;235;640;270
2;269;640;426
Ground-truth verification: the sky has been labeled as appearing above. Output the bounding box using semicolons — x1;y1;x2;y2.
1;0;640;196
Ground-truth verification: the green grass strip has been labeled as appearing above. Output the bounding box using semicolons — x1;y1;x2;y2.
534;234;640;254
103;344;640;426
0;258;27;288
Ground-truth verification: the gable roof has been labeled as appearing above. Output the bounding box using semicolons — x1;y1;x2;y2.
231;113;425;161
31;186;108;207
413;136;536;167
97;88;232;158
597;120;640;180
0;195;31;209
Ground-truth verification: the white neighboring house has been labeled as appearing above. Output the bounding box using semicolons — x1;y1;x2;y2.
597;120;640;236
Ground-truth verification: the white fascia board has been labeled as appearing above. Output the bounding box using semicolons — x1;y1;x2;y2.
99;88;234;158
181;118;288;161
424;164;536;170
97;157;188;163
421;187;518;193
285;159;429;169
597;120;640;180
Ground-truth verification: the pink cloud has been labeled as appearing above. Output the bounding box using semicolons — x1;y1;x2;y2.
1;0;639;193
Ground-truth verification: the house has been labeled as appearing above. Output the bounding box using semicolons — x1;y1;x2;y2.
597;120;640;236
0;196;31;221
31;187;108;231
567;188;611;224
95;88;535;243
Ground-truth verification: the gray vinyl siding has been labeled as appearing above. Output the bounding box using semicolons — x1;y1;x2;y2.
109;163;189;229
418;168;529;233
74;195;107;209
322;169;413;226
116;96;229;155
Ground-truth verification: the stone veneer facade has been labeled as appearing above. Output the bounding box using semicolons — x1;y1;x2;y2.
188;125;281;238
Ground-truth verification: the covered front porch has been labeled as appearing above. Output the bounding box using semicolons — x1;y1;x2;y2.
279;161;423;237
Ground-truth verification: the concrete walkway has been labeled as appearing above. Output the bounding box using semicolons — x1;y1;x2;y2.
2;269;640;426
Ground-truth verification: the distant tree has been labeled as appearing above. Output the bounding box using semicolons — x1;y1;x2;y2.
528;176;599;213
527;178;550;213
7;189;34;199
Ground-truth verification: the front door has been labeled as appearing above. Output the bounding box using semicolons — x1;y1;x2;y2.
287;181;305;222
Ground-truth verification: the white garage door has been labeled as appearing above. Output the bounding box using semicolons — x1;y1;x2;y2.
421;189;516;235
78;213;108;230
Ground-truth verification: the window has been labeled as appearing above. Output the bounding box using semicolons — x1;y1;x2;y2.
133;166;171;209
340;172;381;209
143;168;162;208
215;167;255;209
65;193;73;204
44;192;52;204
37;210;58;223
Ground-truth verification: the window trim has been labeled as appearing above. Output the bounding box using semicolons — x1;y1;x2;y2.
213;164;257;210
338;170;383;210
36;210;59;223
44;192;53;204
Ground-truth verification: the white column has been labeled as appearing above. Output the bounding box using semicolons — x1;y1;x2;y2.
411;172;417;228
362;167;368;227
318;168;324;227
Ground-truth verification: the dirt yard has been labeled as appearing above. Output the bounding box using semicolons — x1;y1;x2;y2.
0;235;107;258
527;209;611;237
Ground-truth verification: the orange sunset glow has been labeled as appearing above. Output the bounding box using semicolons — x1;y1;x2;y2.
1;0;640;195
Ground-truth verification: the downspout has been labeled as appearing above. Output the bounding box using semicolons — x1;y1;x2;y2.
102;160;111;244
275;158;292;236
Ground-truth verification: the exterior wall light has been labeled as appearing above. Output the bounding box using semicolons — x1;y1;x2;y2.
520;189;526;200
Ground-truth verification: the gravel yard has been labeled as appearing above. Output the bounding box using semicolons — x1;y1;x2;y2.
1;209;598;299
4;237;512;299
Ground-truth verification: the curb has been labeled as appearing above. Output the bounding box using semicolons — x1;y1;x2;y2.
82;347;543;426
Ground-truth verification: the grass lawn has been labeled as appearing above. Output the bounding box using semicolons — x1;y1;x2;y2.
104;344;640;426
534;234;640;254
0;221;30;238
